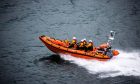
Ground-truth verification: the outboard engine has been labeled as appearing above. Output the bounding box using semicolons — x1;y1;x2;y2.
108;30;116;45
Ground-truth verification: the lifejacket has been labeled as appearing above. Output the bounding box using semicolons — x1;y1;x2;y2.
64;40;70;47
86;42;93;48
83;40;87;46
69;39;77;48
71;39;77;44
64;40;69;43
79;42;84;47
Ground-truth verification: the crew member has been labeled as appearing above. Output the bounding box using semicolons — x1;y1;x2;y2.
83;38;87;51
83;38;87;46
64;39;70;47
69;37;77;48
86;40;93;51
78;40;84;50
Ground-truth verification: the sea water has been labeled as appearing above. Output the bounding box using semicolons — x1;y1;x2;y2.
60;50;140;78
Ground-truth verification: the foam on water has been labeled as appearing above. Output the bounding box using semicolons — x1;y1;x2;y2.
60;50;140;78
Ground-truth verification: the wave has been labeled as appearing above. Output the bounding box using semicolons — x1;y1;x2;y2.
60;50;140;78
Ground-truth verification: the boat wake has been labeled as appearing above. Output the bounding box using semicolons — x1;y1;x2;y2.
60;50;140;78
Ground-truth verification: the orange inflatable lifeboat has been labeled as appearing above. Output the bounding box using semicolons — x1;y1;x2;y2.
39;35;119;61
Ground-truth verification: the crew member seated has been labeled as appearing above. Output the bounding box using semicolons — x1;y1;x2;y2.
86;40;93;51
63;39;70;48
83;38;87;46
78;40;84;50
69;37;77;49
82;38;87;50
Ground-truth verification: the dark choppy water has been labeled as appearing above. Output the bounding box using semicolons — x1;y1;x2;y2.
0;0;140;84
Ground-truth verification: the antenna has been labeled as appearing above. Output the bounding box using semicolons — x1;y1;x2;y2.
108;30;116;45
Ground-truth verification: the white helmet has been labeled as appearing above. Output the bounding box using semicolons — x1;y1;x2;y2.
89;40;92;42
83;38;86;41
81;39;84;42
73;37;76;39
110;30;114;33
